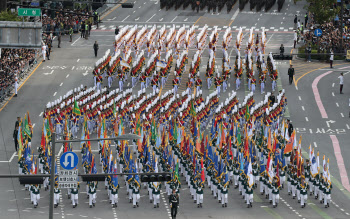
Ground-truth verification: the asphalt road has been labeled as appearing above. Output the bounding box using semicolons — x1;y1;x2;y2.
0;0;349;219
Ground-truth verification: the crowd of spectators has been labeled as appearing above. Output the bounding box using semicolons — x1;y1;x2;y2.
0;49;37;100
302;3;350;54
41;8;93;35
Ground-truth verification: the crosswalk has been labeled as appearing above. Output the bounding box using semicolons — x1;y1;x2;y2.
92;25;293;32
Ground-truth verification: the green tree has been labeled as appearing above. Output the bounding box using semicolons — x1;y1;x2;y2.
305;0;340;24
0;10;21;21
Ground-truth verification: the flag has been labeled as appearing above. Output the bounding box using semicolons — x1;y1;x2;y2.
73;100;81;116
190;100;196;117
247;158;254;187
267;128;272;151
245;104;250;121
23;115;32;139
121;60;130;68
284;130;295;154
156;59;167;68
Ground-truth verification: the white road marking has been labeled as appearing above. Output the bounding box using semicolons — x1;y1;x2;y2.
122;15;130;22
266;33;274;45
171;16;177;23
60;82;63;86
53;92;57;96
39;112;43;117
159;18;163;21
335;102;339;107
231;8;239;20
346;124;350;129
301;106;305;111
298;96;301;101
313;142;317;148
77;59;80;62
133;11;136;13
135;17;140;21
341;113;344;117
9;152;16;162
305;117;308;122
332;83;335;87
32;123;35;128
71;37;80;46
332;92;335;96
146;14;156;22
66;74;70;78
184;18;188;22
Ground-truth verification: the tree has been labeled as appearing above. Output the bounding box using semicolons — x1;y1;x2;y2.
0;10;21;21
305;0;340;24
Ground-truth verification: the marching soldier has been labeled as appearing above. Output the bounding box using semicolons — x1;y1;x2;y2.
31;184;41;208
300;177;308;208
110;181;119;208
214;73;221;97
88;181;97;208
173;74;179;95
152;182;161;208
169;189;179;219
196;181;204;208
132;180;140;208
323;180;332;208
195;74;202;94
54;183;61;208
71;183;80;208
221;180;229;208
272;177;280;208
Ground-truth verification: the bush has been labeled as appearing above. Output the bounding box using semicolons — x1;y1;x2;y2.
297;45;345;61
0;10;21;21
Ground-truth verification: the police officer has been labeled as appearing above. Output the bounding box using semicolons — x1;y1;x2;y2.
93;41;99;57
69;27;73;42
169;189;179;219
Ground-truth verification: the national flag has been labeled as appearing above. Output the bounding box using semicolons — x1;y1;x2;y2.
247;158;254;187
245;104;250;121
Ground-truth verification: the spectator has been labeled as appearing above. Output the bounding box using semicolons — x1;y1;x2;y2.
330;50;334;68
339;72;344;94
294;15;297;30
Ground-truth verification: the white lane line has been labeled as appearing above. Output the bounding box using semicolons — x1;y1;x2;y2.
39;112;43;117
171;16;177;23
332;92;335;96
135;17;140;21
336;102;339;107
309;129;313;134
71;37;80;46
77;59;80;62
346;124;350;129
146;14;156;22
301;106;305;111
66;74;69;78
60;82;63;86
313;142;317;148
159;18;163;21
231;8;239;20
305;117;309;122
184;18;188;22
298;96;301;101
341;113;344;117
122;15;130;22
53;92;57;96
133;11;136;13
332;83;335;87
266;33;274;45
9;152;16;162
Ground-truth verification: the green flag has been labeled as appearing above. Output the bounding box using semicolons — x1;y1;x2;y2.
73;100;81;116
245;104;250;121
113;101;116;118
190;100;196;117
174;160;180;182
237;125;241;146
23;116;32;139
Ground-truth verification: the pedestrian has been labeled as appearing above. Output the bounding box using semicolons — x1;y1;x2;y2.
69;27;73;42
89;22;92;36
93;41;99;57
169;189;179;219
294;31;297;48
47;41;51;61
85;22;89;39
81;22;85;38
58;32;61;48
297;19;301;30
287;119;293;137
14;73;18;97
294;15;297;30
339;72;344;94
304;13;308;28
330;50;334;68
280;44;284;57
13;117;20;151
288;64;295;85
307;45;311;62
42;43;47;62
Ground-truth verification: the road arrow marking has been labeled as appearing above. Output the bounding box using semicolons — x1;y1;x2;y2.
43;70;54;75
63;153;75;168
326;120;336;128
82;70;89;76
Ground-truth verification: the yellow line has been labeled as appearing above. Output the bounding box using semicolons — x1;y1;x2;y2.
193;16;202;26
295;63;343;88
0;60;43;113
101;0;128;20
228;19;234;27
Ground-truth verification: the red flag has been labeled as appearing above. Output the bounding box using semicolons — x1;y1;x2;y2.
284;130;295;155
267;129;272;151
272;133;277;153
64;135;69;153
40;129;45;151
86;131;91;151
228;137;233;159
201;158;205;182
244;132;249;158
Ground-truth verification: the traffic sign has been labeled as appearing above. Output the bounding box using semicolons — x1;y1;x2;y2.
314;28;322;37
30;2;40;7
18;8;41;17
60;152;78;170
59;170;78;189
